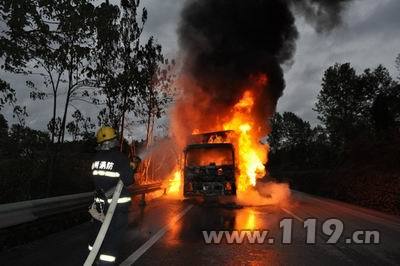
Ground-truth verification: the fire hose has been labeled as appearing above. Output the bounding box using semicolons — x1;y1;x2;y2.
83;180;123;266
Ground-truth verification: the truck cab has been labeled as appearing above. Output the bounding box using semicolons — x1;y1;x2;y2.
183;131;237;197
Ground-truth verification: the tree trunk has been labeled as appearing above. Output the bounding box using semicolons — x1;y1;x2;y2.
58;69;73;143
120;88;128;149
51;90;57;143
143;110;155;182
47;88;59;195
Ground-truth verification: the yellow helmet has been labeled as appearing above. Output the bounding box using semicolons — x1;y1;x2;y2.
96;126;117;143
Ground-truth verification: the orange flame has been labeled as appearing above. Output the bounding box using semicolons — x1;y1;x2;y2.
223;90;267;191
166;73;269;196
167;169;182;195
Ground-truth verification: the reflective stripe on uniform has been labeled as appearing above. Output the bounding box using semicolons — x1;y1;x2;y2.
94;197;104;203
94;197;131;204
99;254;116;262
92;170;120;178
115;197;131;203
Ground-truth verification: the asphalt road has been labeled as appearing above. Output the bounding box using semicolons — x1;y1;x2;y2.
1;191;399;265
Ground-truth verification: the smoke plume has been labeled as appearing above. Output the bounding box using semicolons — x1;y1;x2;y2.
175;0;352;138
292;0;353;32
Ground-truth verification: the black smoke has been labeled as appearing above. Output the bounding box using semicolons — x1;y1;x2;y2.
177;0;352;126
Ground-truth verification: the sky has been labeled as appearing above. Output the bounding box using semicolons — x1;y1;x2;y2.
1;0;399;137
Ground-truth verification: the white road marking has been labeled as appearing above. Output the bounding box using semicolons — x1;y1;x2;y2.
280;207;304;222
120;204;194;266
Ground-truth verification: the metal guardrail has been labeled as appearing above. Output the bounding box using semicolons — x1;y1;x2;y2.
0;182;165;230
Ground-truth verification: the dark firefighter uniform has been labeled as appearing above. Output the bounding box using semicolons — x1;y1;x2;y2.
88;127;136;265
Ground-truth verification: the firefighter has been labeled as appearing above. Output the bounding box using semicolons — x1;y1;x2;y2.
88;126;139;265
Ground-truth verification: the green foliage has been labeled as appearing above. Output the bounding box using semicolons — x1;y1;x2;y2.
66;110;95;141
1;0;174;143
0;118;96;203
0;0;174;202
314;63;364;147
136;39;176;145
0;79;27;125
0;114;7;133
396;53;400;80
0;158;48;203
8;124;50;159
0;114;9;158
137;39;176;120
314;63;398;149
268;112;313;152
270;62;399;174
0;0;97;142
92;0;150;129
87;0;176;145
268;112;333;170
0;79;15;110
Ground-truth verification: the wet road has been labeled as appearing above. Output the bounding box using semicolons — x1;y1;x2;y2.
1;191;399;265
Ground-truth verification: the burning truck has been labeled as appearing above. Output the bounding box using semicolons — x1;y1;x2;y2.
171;89;268;198
183;130;238;197
172;0;351;200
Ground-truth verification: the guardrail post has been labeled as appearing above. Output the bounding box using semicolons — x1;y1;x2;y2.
139;193;146;207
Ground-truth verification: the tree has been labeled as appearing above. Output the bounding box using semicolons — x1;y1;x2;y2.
268;112;313;151
0;79;15;110
55;0;96;143
0;79;27;125
1;0;99;195
396;53;400;81
0;114;9;158
8;124;50;159
268;112;284;154
1;0;62;141
281;112;313;148
0;0;97;143
0;114;7;136
268;112;336;171
315;62;399;153
66;110;95;141
91;0;174;147
137;39;176;147
137;42;176;181
311;125;329;145
315;63;369;148
93;0;146;132
268;112;316;170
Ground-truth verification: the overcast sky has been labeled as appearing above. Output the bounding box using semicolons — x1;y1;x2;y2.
141;0;400;126
1;0;399;136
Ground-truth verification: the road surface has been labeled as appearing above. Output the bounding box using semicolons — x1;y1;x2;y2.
1;190;399;265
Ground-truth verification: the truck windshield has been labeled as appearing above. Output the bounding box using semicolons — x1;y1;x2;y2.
186;147;233;167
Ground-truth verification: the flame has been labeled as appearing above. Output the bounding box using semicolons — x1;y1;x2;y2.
166;73;269;197
223;90;267;191
167;169;182;195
